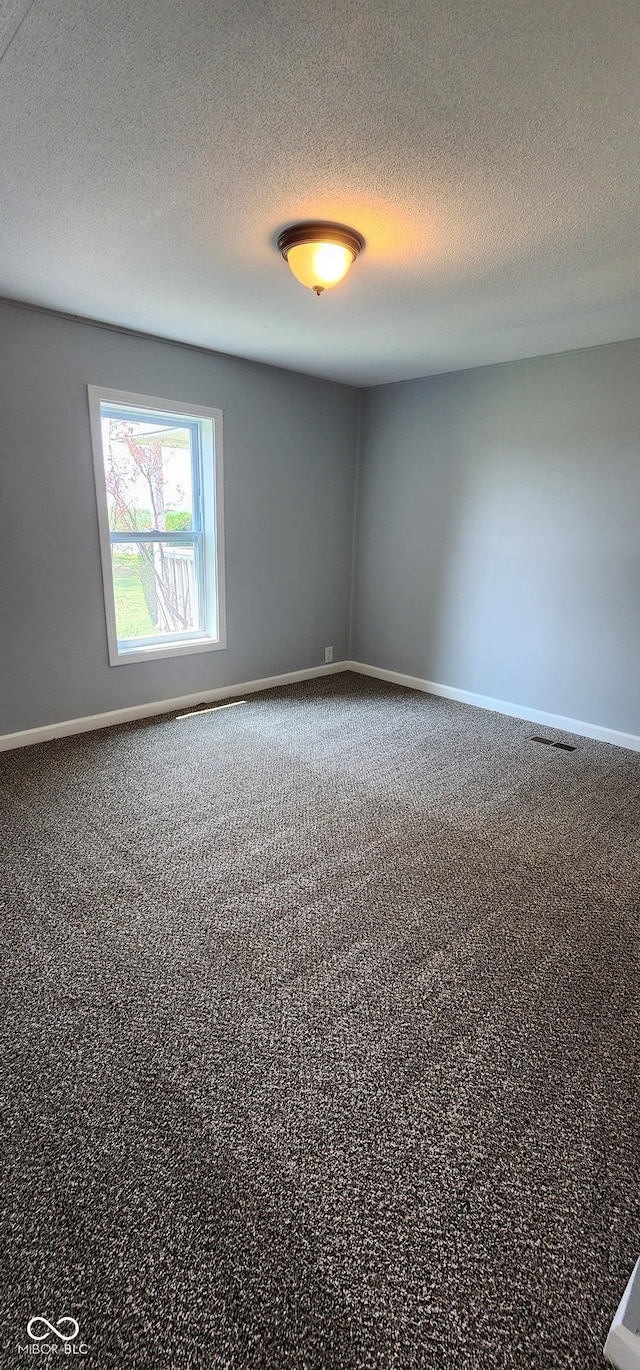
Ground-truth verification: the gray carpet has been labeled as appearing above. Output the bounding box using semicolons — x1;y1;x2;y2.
2;671;640;1369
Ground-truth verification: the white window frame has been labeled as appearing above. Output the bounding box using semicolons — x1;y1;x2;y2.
88;386;226;666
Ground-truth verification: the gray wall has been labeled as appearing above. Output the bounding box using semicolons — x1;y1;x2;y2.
3;300;639;741
0;301;358;733
352;340;640;735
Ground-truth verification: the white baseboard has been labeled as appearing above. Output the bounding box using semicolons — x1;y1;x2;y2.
347;661;640;754
3;658;639;755
0;661;348;752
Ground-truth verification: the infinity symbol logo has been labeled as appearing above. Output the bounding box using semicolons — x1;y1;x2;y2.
27;1317;79;1343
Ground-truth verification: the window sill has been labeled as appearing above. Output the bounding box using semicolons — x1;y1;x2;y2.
110;635;226;667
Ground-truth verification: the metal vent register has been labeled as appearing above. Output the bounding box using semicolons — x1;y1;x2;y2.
531;736;577;751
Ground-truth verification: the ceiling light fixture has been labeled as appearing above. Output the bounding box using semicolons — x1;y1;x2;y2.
277;222;364;296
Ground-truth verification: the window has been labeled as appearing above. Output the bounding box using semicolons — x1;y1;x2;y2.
88;387;225;665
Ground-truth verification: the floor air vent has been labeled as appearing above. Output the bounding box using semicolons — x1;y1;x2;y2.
532;736;577;752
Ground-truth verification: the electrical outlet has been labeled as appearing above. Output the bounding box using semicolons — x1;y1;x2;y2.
324;646;334;664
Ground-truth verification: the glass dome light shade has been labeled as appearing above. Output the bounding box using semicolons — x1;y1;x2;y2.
277;222;364;295
286;241;355;292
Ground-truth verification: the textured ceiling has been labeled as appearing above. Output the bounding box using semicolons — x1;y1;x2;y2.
1;0;640;385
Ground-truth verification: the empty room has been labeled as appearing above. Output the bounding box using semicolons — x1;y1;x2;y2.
2;0;640;1366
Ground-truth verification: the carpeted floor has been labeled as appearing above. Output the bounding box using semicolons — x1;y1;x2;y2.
2;671;640;1368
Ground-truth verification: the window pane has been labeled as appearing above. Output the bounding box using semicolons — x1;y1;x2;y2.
111;540;201;641
101;411;196;533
